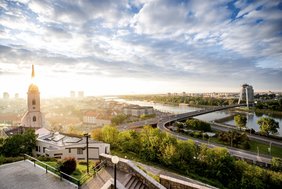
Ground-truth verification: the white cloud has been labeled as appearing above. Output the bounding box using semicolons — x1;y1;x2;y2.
0;0;281;95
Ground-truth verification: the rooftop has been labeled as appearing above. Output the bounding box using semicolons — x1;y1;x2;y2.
37;131;103;147
0;160;76;189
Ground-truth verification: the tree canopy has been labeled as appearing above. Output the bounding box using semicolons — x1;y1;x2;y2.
0;129;36;157
234;114;247;131
257;117;279;136
92;125;282;188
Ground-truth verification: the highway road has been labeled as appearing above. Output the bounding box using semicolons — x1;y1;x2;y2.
157;116;272;165
118;104;281;165
212;122;282;148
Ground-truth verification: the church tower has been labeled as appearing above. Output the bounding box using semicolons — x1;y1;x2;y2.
21;65;44;128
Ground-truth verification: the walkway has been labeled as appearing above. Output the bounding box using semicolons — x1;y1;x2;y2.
0;160;76;189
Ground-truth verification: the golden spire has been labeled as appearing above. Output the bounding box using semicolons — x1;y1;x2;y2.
31;64;35;79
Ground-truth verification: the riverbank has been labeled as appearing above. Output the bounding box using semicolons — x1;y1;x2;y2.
237;107;282;117
115;98;282;136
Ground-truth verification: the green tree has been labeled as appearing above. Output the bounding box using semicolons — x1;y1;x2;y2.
118;130;140;153
1;129;36;157
0;138;4;154
257;117;279;136
101;125;119;148
185;118;211;132
91;128;103;141
271;157;282;172
139;126;163;161
159;132;177;165
111;114;128;125
218;131;248;147
175;140;196;170
234;114;247;131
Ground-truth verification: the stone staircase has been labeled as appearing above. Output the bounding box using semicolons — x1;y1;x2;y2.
122;174;148;189
82;166;149;189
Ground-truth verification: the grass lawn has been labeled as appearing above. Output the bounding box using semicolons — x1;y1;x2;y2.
186;133;282;158
36;160;94;183
249;140;282;158
210;136;282;158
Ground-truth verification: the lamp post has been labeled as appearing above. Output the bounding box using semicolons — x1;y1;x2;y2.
84;133;90;174
111;156;120;189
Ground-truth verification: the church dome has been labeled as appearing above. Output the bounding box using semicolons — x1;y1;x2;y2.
28;84;39;92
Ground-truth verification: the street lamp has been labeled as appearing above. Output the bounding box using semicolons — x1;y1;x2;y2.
269;142;272;155
111;156;120;189
84;133;90;174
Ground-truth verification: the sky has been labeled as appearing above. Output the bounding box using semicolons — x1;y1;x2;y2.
0;0;282;98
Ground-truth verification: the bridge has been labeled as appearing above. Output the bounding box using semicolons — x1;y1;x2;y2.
160;104;246;122
118;104;245;131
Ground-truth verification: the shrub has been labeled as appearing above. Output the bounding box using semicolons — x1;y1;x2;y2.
37;155;57;162
78;160;87;165
194;132;202;138
0;156;24;165
242;141;251;150
58;157;77;175
203;134;209;139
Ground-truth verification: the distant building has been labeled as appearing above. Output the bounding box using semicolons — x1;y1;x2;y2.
14;93;19;99
34;128;110;160
238;84;254;107
3;92;9;99
21;65;45;128
78;91;84;98
0;113;21;126
123;105;154;117
83;110;112;127
70;91;75;98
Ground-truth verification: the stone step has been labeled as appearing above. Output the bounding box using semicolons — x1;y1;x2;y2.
129;178;139;189
135;181;142;189
139;183;146;189
122;174;132;186
125;176;135;188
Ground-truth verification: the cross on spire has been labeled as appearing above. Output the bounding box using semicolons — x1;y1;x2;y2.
31;64;35;78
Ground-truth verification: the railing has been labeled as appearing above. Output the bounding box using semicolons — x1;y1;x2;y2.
92;159;107;176
23;154;81;188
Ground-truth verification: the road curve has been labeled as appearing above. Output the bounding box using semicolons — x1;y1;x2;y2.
157;116;272;165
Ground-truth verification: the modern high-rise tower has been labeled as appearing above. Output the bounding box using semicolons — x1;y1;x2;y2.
21;65;44;128
238;84;254;107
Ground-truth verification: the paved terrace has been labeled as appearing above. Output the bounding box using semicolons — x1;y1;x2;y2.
0;160;76;189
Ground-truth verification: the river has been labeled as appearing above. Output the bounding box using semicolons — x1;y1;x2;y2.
112;98;282;136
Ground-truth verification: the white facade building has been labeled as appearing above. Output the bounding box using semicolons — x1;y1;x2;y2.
34;128;110;160
123;105;154;117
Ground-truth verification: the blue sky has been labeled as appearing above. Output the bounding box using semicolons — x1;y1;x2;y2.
0;0;282;97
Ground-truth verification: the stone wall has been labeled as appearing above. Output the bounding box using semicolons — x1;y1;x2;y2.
160;175;214;189
100;154;165;189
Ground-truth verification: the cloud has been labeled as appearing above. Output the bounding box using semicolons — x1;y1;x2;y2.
0;0;281;93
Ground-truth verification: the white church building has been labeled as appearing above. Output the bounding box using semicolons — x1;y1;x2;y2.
21;65;110;160
21;65;45;128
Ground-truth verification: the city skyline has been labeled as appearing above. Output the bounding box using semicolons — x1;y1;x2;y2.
0;0;282;97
